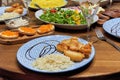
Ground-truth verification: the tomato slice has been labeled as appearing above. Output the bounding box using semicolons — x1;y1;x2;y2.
50;9;57;13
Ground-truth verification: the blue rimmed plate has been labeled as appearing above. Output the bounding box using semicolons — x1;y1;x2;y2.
0;6;27;22
103;18;120;38
17;35;95;73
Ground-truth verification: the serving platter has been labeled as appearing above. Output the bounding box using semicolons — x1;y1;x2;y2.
35;8;99;30
17;35;95;73
0;26;54;44
103;18;120;38
0;6;27;22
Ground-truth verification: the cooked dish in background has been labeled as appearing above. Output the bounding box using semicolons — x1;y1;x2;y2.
39;8;86;25
35;7;99;30
29;0;67;9
0;3;27;21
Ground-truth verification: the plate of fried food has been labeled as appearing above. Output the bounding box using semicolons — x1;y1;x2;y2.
29;0;67;10
0;3;27;22
17;35;95;73
35;7;99;30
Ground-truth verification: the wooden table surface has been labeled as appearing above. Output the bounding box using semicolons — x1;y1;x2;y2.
0;1;120;80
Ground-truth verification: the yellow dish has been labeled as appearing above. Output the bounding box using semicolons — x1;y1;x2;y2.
29;0;67;9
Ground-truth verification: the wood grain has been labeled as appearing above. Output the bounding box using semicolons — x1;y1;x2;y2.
0;30;54;44
0;0;120;80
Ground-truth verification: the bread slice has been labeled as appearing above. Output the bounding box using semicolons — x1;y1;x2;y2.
18;27;36;36
0;30;19;39
37;24;54;34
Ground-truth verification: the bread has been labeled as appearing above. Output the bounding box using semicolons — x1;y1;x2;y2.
0;30;19;39
37;24;54;34
18;27;36;36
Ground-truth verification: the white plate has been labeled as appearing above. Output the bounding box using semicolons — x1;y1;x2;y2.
0;6;27;22
17;35;95;73
103;18;120;38
35;9;99;30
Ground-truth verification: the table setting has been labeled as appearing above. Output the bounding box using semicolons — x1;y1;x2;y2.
0;0;120;80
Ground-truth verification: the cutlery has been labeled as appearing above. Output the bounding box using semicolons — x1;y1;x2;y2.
95;29;120;52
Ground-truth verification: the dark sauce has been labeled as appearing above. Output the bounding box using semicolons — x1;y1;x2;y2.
25;40;60;60
111;21;120;36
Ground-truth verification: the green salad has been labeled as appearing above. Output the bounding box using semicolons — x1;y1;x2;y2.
40;8;87;25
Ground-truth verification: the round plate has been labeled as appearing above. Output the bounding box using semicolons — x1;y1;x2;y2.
35;9;99;30
0;6;27;22
28;0;68;10
17;35;95;73
103;18;120;38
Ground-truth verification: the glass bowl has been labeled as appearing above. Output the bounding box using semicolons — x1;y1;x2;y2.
5;16;30;29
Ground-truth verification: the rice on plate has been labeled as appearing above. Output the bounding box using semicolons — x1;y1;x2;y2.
32;54;74;71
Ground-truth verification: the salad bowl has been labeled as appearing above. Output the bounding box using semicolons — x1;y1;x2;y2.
35;8;99;30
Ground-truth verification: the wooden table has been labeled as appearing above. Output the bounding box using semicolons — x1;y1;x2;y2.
0;1;120;80
0;0;1;6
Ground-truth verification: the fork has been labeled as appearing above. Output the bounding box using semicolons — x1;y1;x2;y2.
95;29;120;52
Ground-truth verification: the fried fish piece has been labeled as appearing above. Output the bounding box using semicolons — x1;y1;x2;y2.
67;37;83;51
56;43;68;52
56;37;92;61
79;43;92;57
64;50;85;62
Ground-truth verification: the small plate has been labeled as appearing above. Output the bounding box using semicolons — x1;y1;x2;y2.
0;6;27;22
35;9;99;30
17;35;95;73
103;18;120;38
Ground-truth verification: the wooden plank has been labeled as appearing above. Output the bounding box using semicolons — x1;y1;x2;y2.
0;31;54;44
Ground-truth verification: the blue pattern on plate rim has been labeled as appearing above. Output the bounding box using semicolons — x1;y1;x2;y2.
17;35;95;73
103;18;120;38
0;6;27;21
